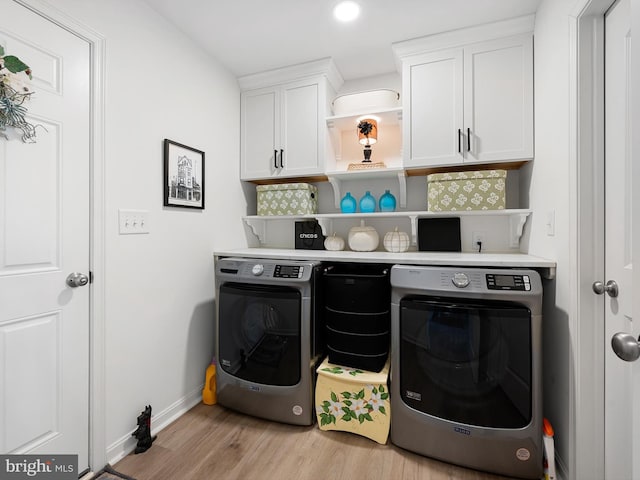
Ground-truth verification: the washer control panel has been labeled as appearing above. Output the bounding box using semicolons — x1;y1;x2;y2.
451;272;470;288
486;273;531;291
251;264;264;276
273;264;304;278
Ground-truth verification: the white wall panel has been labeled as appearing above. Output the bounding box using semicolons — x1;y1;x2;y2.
0;313;59;452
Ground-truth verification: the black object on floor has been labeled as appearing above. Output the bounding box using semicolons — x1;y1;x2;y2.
93;464;137;480
131;405;157;454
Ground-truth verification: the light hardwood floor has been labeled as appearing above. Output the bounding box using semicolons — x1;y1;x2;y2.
113;403;517;480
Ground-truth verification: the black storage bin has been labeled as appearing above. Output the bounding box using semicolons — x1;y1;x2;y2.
323;263;391;372
323;263;391;313
326;325;389;355
325;307;389;334
327;346;388;372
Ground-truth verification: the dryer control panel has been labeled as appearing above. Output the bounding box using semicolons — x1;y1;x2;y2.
274;264;304;278
486;273;531;291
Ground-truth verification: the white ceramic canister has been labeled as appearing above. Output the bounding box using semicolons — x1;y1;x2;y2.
348;220;379;252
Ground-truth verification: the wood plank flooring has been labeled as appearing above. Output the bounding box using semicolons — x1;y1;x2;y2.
112;403;517;480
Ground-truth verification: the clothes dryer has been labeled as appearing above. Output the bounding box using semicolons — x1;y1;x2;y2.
215;257;323;425
390;265;543;479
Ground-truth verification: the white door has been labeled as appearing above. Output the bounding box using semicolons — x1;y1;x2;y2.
0;1;90;473
463;34;534;163
603;0;637;478
240;86;279;180
280;78;321;177
403;48;463;168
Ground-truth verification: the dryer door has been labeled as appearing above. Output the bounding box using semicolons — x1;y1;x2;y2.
399;296;532;428
218;282;301;386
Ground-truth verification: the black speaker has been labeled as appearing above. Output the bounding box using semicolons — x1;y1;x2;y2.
418;217;461;252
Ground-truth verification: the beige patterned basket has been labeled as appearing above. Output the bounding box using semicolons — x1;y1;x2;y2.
256;183;318;216
427;170;506;211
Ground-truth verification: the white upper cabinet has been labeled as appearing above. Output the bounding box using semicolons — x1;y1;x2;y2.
463;35;534;163
241;87;279;179
404;48;464;167
395;16;534;170
239;59;342;181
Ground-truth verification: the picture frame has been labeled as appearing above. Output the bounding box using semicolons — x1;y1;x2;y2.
163;139;205;209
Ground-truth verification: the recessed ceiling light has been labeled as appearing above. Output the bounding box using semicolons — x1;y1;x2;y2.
333;1;360;22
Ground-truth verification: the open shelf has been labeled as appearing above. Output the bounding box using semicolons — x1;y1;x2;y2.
243;209;531;250
326;107;402;131
325;107;403;175
326;167;407;208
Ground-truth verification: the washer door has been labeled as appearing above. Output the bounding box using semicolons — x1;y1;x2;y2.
218;282;301;386
399;296;532;428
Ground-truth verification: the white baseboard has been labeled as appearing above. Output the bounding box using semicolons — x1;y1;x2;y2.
555;453;568;480
106;387;203;465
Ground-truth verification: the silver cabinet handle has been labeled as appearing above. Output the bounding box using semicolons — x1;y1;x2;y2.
66;272;89;288
611;332;640;362
592;280;619;297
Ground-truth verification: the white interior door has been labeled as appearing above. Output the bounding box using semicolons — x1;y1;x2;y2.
603;0;637;478
0;1;90;472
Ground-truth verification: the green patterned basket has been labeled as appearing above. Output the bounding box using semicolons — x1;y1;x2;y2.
427;170;506;212
256;183;318;216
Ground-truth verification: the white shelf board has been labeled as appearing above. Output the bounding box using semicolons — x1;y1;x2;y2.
243;209;532;251
325;107;403;131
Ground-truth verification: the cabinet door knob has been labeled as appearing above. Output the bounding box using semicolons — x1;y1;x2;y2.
280;149;284;168
458;128;462;153
467;127;471;152
274;150;278;169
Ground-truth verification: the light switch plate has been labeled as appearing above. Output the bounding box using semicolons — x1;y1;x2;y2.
119;209;149;234
546;210;555;236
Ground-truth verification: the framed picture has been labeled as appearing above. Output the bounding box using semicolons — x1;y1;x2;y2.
163;139;205;209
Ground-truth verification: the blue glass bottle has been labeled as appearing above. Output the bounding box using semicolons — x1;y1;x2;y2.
340;192;357;213
359;191;376;213
379;189;396;212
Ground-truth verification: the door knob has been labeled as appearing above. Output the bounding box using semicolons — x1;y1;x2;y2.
66;272;89;288
611;332;640;362
592;280;619;297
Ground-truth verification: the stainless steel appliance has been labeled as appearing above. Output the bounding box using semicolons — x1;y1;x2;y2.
390;265;543;479
215;257;323;425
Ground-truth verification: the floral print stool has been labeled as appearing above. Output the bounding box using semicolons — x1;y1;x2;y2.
315;356;390;444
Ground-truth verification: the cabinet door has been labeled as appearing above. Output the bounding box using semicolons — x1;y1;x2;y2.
463;34;533;163
403;48;464;168
241;87;279;180
280;78;323;177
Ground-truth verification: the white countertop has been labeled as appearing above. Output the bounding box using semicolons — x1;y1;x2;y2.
213;248;557;278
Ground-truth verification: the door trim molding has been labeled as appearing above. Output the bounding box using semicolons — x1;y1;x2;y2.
14;0;107;471
569;0;610;479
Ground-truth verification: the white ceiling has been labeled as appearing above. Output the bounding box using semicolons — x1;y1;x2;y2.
142;0;541;81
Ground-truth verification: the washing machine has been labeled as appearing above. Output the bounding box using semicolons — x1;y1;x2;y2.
390;265;543;479
215;257;323;425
